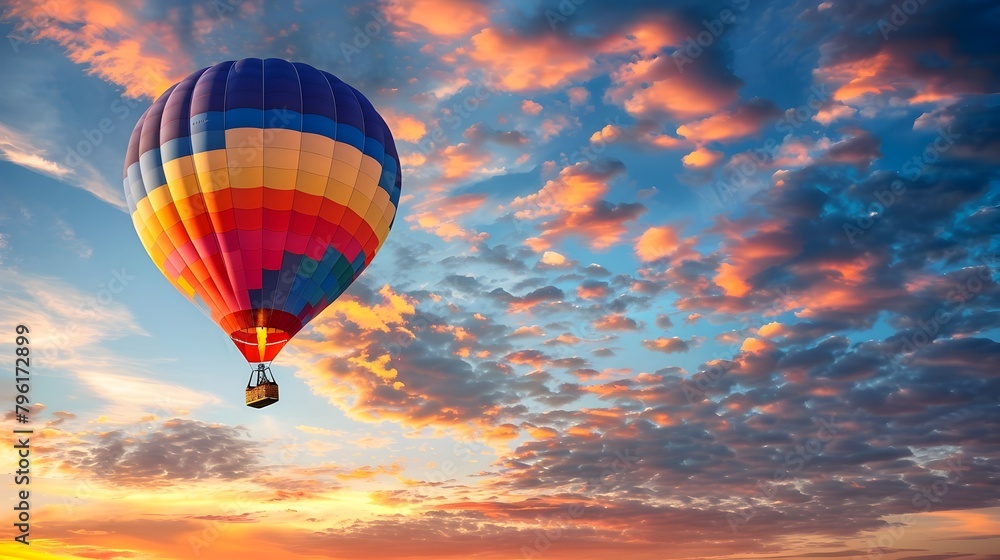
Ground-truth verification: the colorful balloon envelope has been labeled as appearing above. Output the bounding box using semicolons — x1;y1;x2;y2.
123;58;401;367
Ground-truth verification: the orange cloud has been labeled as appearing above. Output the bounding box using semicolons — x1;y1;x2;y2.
386;0;490;37
319;285;418;335
5;0;186;98
540;114;579;141
813;103;857;125
713;226;803;297
470;28;595;91
439;142;491;180
715;262;752;298
523;424;559;439
510;161;612;220
510;325;545;337
593;314;640;331
817;47;973;108
522;100;543;115
568;86;590;106
634;226;681;262
739;337;772;354
535;200;646;251
822;51;896;103
337;462;404;480
577;282;609;300
608;55;740;119
539;251;572;268
381;109;428;142
508;162;640;252
757;321;788;338
676;99;780;143
591;123;684;150
682;146;724;168
641;337;691;354
409;193;489;243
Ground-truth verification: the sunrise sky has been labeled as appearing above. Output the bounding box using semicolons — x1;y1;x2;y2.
1;0;999;559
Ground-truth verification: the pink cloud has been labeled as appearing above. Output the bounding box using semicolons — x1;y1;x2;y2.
607;55;741;119
385;0;490;38
5;0;189;98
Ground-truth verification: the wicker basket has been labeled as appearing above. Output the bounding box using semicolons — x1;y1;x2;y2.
245;382;279;408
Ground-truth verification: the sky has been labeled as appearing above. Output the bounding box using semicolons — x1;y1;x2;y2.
0;0;998;559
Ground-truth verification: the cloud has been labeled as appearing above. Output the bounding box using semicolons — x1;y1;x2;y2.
296;425;345;437
593;313;639;332
3;2;999;559
567;86;590;106
382;108;429;143
682;146;724;168
337;462;404;480
539;251;572;268
811;0;1000;108
591;121;684;150
463;123;528;147
467;15;679;93
521;100;543;115
510;160;622;220
438;142;492;180
0;127;71;177
509;325;545;338
62;418;260;485
76;372;222;421
0;121;125;209
817;130;882;172
510;160;646;251
469;27;596;92
676;98;782;143
607;53;742;119
54;218;94;258
577;280;609;300
634;225;697;263
641;337;691;354
409;193;489;243
529;200;647;252
814;102;857;125
505;285;566;313
3;0;187;98
386;0;491;38
284;286;534;443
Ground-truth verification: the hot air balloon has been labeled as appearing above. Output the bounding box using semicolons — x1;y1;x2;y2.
123;58;401;408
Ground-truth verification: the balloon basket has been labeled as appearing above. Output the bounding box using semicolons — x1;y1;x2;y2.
246;363;279;408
